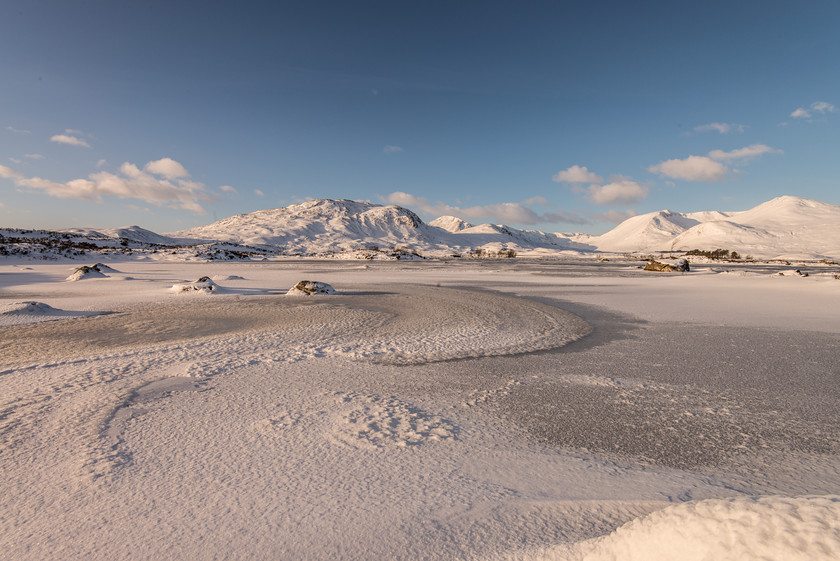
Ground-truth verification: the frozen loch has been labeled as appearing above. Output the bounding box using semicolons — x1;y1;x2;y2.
1;258;839;560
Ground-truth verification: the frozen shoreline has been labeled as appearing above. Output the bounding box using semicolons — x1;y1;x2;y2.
1;259;839;559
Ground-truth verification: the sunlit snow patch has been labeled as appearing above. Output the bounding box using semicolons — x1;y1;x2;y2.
522;495;840;561
286;280;337;296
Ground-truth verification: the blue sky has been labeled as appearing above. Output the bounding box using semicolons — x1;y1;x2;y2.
1;0;838;234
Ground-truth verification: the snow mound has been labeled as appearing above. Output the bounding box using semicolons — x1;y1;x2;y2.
66;264;109;281
212;274;245;281
286;280;337;296
1;301;60;316
529;495;840;561
0;301;97;326
170;276;220;294
329;393;456;449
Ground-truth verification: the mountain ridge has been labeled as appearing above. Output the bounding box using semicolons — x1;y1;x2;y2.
2;195;837;260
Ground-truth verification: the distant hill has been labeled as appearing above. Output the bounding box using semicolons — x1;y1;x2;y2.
574;196;840;260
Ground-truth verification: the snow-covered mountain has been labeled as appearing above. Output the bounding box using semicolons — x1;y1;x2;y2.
2;196;837;261
578;196;840;259
169;199;589;257
169;199;439;253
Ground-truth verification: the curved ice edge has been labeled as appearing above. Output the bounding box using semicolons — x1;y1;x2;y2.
370;304;592;365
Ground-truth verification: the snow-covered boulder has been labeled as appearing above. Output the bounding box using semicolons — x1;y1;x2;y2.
170;276;219;294
675;257;690;272
286;280;337;296
66;264;109;281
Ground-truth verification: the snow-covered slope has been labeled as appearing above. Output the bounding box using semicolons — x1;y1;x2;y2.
575;210;707;253
585;196;840;259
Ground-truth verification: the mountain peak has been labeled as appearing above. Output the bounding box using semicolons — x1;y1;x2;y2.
429;216;474;233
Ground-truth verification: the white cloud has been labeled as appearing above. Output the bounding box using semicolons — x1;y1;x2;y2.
8;158;22;164
219;185;237;193
384;145;404;154
254;189;265;197
650;143;781;182
0;159;213;213
791;101;836;119
0;165;21;179
50;134;90;148
96;159;106;168
386;191;586;225
693;122;745;134
6;126;31;134
648;155;729;182
577;179;649;205
552;165;603;184
24;153;44;160
64;128;84;135
523;196;549;206
592;209;638;223
810;101;836;113
144;157;189;178
708;144;782;161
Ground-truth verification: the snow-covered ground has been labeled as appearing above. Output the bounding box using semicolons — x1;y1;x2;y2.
1;258;839;560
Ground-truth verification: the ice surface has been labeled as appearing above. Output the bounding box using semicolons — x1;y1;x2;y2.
1;259;838;560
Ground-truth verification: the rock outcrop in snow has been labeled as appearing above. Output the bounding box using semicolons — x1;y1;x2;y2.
67;264;109;281
171;276;219;294
286;280;337;296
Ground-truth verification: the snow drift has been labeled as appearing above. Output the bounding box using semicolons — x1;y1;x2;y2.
526;495;840;561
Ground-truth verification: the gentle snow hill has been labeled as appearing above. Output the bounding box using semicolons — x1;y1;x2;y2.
582;196;840;259
572;210;707;253
62;225;201;246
